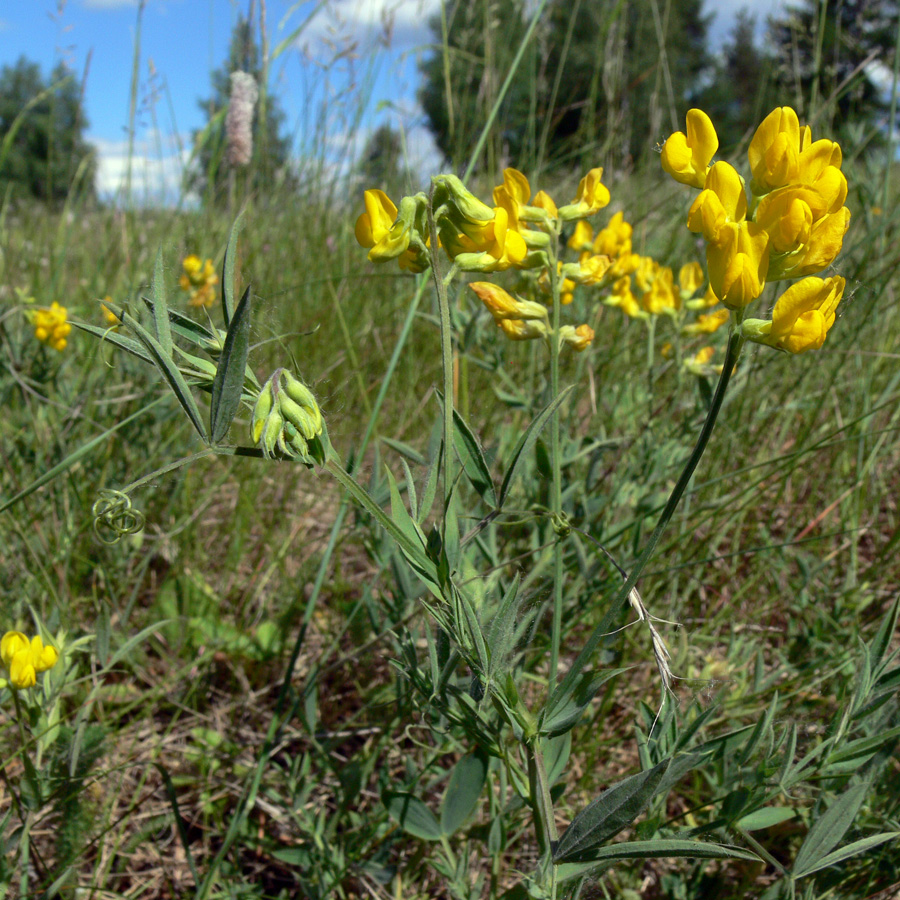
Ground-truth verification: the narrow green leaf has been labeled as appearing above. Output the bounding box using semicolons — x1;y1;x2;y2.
222;209;246;327
541;668;629;737
440;752;488;835
122;311;208;441
452;405;497;507
417;442;442;525
143;297;216;345
455;587;489;674
383;791;442;841
793;832;900;879
825;726;900;771
737;807;796;832
209;284;252;443
738;692;778;765
401;458;418;521
152;247;173;357
554;759;671;862
72;318;154;365
792;782;870;878
556;840;760;881
499;385;574;507
386;466;428;552
484;574;521;683
382;437;427;466
545;732;572;786
869;597;899;673
327;461;438;591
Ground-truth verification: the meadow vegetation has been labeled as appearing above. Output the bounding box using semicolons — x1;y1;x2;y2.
2;1;900;898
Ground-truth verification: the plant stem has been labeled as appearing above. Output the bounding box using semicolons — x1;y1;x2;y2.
547;239;564;688
427;185;456;518
550;330;745;705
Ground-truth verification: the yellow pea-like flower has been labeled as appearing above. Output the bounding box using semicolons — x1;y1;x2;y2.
559;324;595;352
742;276;845;354
682;308;730;335
1;631;59;690
559;168;610;220
705;221;770;309
661;109;719;189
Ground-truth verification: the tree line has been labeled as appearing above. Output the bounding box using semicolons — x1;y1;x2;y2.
0;0;896;204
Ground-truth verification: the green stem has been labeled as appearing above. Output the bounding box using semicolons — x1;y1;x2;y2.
547;245;564;688
427;186;456;518
550;330;745;707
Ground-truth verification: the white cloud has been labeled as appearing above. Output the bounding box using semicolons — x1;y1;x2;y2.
92;135;192;203
292;0;440;55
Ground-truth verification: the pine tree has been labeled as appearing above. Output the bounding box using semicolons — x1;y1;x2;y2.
768;0;897;128
0;57;96;203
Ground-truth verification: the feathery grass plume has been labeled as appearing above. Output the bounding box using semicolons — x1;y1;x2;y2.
225;71;259;167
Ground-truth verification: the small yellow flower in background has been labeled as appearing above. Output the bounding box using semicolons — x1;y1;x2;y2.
678;262;705;298
567;220;594;252
559;168;610;221
682;308;730;336
179;254;219;308
684;346;722;377
592;210;632;257
498;317;552;341
661;109;719;189
742;276;845;354
605;275;647;319
641;266;679;315
30;301;71;351
558;323;594;352
1;631;59;690
101;296;122;329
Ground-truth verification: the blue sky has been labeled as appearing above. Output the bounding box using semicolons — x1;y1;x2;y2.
0;0;784;201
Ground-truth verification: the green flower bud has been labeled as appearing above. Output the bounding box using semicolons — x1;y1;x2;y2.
279;395;318;441
261;410;285;459
434;174;495;222
282;372;323;434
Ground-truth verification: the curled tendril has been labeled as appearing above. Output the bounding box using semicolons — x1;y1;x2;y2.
550;511;571;538
92;490;145;545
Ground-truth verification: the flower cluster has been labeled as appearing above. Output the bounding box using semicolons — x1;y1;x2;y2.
1;631;58;690
355;167;612;351
30;301;71;351
179;255;219;308
662;107;850;353
251;368;325;462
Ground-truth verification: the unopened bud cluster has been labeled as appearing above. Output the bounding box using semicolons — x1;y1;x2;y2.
251;368;324;463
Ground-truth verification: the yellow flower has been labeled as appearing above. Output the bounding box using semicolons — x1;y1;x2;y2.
661;109;719;189
605;276;647;319
687;162;748;245
748;106;806;195
31;301;71;351
447;206;528;272
705;220;770;309
559;168;610;220
1;631;58;690
678;262;705;297
592;211;633;257
682;308;730;335
684;345;721;376
561;254;612;286
634;256;659;293
531;190;559;221
355;190;405;260
498;317;551;342
559;323;594;352
742;276;844;354
641;266;679;315
469;282;549;323
568;220;594;252
179;255;219;307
